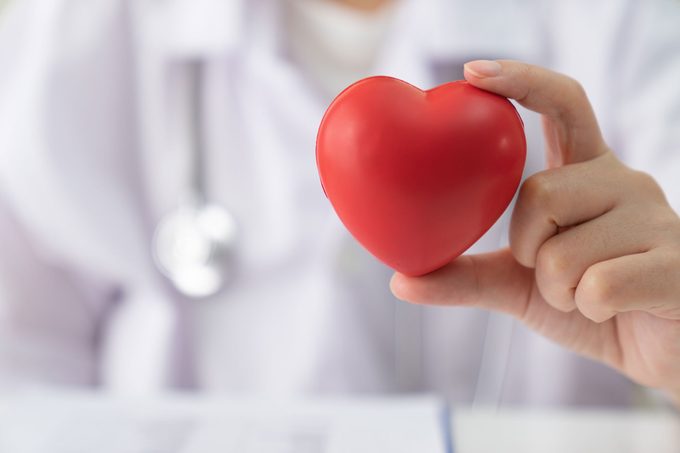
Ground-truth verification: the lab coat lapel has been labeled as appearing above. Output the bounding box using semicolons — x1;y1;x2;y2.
102;0;248;393
233;0;333;268
128;0;245;224
0;0;149;283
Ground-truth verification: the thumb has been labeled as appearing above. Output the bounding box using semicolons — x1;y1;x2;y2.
463;59;607;165
391;249;626;373
390;248;534;318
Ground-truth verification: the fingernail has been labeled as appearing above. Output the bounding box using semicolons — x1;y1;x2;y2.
389;274;406;301
464;60;502;78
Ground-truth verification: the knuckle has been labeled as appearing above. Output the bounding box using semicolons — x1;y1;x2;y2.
515;64;535;93
518;172;555;211
519;63;535;78
536;241;571;278
566;76;588;100
555;77;590;121
578;266;616;307
631;170;665;198
650;211;679;240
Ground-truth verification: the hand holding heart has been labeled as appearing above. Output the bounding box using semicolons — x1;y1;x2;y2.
391;60;680;404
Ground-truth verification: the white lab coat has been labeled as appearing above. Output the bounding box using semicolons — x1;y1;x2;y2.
1;0;679;406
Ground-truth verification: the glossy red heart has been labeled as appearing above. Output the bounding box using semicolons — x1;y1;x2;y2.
316;77;526;276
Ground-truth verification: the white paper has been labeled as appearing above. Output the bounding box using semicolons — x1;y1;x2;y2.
453;407;680;453
0;392;448;453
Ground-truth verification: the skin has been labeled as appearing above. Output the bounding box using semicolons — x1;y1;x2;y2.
390;60;680;406
334;0;392;12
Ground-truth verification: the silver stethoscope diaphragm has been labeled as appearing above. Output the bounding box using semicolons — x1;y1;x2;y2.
152;59;239;298
153;199;238;298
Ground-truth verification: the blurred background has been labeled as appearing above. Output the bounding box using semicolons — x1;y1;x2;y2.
0;0;679;412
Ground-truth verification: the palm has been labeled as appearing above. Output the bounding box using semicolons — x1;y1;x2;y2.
605;312;680;389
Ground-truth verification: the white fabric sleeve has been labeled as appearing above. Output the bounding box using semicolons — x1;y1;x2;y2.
0;193;112;389
0;0;156;390
609;0;680;211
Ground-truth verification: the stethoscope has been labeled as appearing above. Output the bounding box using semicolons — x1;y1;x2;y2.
152;60;239;299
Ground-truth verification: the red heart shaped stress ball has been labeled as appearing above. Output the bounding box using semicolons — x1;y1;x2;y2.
316;77;526;276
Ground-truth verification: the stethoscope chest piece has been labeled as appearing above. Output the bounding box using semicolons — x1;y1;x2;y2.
153;201;239;298
152;60;240;299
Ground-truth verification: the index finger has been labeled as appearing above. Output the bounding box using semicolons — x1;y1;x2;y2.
463;60;607;164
